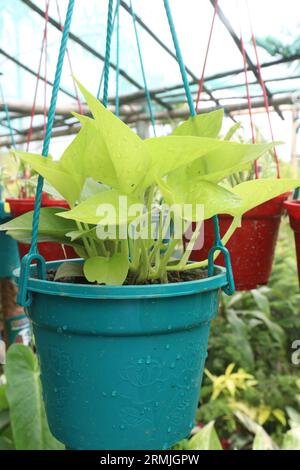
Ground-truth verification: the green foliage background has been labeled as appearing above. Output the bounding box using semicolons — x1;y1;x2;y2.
197;219;300;449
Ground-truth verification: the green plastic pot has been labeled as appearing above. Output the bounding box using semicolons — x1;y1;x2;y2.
0;202;20;278
15;259;227;450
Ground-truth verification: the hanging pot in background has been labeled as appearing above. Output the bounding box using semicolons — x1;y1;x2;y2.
186;193;288;291
0;201;20;279
284;200;300;285
0;201;31;346
14;259;228;450
6;197;78;261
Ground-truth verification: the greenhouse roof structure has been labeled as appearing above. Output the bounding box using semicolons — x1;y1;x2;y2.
1;0;300;147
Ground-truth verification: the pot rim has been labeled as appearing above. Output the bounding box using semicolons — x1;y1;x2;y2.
5;197;35;203
284;199;300;209
13;259;228;300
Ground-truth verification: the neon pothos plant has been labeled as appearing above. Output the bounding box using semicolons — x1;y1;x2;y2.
1;80;300;285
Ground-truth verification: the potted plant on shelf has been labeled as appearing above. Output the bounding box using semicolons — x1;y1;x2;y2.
2;82;300;450
182;121;291;290
284;197;300;284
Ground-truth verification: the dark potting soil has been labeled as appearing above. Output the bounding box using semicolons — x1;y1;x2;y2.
46;268;208;286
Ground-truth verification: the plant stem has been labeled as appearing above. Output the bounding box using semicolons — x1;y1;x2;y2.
136;239;150;283
76;221;93;258
149;209;164;264
129;237;142;273
176;216;241;271
83;223;98;257
157;238;177;281
167;221;202;271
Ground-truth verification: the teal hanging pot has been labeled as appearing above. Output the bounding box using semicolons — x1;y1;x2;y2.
0;202;20;278
14;259;227;450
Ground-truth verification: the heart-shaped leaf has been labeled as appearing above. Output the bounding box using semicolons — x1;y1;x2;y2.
83;252;129;285
159;176;242;220
143;135;224;187
15;152;81;206
75;80;151;194
0;207;77;242
54;262;84;281
57;189;142;226
187;141;278;183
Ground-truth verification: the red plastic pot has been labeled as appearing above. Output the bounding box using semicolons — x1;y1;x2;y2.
6;197;36;218
6;197;77;261
187;193;288;291
284;200;300;284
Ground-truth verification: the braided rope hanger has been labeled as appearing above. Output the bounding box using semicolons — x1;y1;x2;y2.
19;0;121;307
97;2;119;101
103;0;114;108
163;0;235;296
18;0;75;307
101;0;156;131
130;0;156;135
115;0;121;117
55;0;83;114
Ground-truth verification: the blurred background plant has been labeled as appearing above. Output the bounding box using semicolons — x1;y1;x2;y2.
0;344;64;450
0;151;34;199
193;219;300;450
257;34;300;72
224;125;285;186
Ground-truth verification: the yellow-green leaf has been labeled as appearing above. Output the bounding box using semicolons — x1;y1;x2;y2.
83;252;129;285
230;178;300;216
158;177;242;220
272;409;287;426
172;109;224;138
57;189;141;226
225;363;236;376
60;114;119;191
143;135;224;187
15;152;80;206
187;141;278;183
75;79;150;194
188;422;222;450
258;406;271;425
